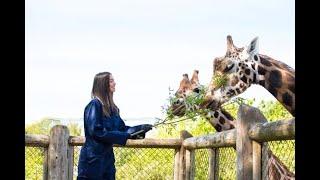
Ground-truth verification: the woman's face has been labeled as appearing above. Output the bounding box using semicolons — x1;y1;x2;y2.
109;75;116;93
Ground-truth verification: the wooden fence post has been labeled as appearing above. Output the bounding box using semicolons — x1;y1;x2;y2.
68;144;74;180
178;130;193;180
43;148;48;180
185;148;195;180
174;148;180;180
208;148;219;180
236;104;268;180
48;125;72;180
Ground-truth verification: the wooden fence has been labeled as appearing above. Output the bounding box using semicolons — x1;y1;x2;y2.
25;104;295;180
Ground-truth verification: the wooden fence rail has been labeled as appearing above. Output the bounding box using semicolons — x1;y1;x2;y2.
25;104;295;180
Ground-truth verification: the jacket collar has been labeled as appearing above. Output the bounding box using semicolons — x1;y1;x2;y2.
94;96;104;105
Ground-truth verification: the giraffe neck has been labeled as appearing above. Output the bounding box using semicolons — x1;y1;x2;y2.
204;108;236;132
267;149;295;179
250;54;295;115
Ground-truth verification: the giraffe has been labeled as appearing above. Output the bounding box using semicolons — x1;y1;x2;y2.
202;35;295;116
172;70;236;131
170;70;295;179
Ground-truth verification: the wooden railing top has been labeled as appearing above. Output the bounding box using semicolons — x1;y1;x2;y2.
183;129;236;149
25;134;49;147
69;136;182;149
249;118;295;142
25;119;295;149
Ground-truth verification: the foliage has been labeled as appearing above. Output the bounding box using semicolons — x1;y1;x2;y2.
257;100;293;121
212;73;229;89
25;117;82;136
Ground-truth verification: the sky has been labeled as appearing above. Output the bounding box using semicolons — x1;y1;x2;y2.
25;0;295;125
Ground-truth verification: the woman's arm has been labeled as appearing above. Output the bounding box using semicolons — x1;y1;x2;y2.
85;99;130;145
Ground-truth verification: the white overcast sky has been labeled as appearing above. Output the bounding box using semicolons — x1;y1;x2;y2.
25;0;294;124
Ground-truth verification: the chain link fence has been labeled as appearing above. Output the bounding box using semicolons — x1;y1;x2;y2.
73;146;175;180
218;147;237;180
25;147;46;180
194;149;210;179
25;140;294;180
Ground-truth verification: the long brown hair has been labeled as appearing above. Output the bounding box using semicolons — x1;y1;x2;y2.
91;72;118;117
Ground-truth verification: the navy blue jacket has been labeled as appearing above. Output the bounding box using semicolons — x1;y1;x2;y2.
77;98;131;180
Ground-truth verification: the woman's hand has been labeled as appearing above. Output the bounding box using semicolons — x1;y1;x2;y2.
140;124;153;132
126;124;153;139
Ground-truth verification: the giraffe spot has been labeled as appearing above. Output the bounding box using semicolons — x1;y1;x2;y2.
268;86;278;98
231;76;239;86
251;63;256;70
235;88;241;94
245;69;251;75
253;73;256;83
288;84;295;94
239;62;242;66
240;76;248;84
236;67;239;72
219;117;225;124
258;65;266;75
214;124;222;132
214;111;219;118
254;55;258;61
230;124;235;129
229;89;235;95
260;57;272;66
240;83;245;88
221;109;234;120
245;59;248;62
259;80;265;87
282;92;293;107
269;70;282;88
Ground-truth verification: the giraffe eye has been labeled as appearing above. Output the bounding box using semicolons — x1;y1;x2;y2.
224;64;234;72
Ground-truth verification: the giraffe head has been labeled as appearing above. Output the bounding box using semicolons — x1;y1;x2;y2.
170;70;201;116
205;35;295;115
202;35;260;110
175;70;200;98
168;70;237;131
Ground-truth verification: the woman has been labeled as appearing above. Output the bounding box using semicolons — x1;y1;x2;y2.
77;72;153;180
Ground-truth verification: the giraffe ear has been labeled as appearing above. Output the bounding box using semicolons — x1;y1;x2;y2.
247;36;259;55
191;70;199;84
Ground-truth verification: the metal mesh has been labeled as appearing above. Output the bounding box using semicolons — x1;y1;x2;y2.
73;146;175;180
262;140;295;180
194;149;210;180
73;146;81;180
218;147;237;180
25;147;46;180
